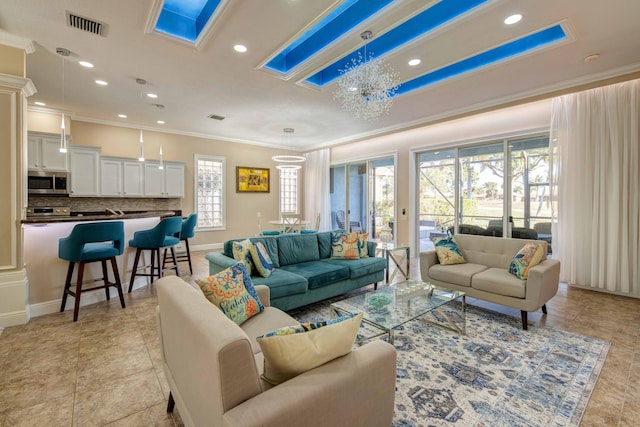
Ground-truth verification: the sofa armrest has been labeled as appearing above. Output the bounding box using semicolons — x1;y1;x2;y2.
524;259;561;310
205;252;239;275
419;250;439;282
254;285;270;307
222;340;396;427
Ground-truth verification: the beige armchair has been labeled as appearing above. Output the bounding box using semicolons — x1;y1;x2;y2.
156;276;397;427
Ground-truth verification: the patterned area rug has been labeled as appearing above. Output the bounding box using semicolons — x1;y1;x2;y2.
288;296;609;427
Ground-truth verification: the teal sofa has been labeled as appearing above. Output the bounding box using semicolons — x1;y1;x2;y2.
205;232;386;311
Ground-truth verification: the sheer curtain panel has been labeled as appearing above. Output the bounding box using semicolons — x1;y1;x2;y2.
304;149;331;232
550;79;639;296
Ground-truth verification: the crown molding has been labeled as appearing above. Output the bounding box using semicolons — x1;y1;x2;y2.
0;73;37;97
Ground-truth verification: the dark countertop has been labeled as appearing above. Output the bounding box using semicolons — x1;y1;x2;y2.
22;210;178;224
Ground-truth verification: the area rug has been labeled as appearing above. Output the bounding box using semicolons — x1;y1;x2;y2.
288;297;610;427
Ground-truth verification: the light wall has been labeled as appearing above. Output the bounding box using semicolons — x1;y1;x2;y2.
26;112;297;248
329;99;553;246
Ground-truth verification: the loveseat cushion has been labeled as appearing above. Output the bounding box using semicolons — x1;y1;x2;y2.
250;269;308;299
471;267;526;298
280;261;350;289
429;263;488;287
278;234;320;266
323;257;387;279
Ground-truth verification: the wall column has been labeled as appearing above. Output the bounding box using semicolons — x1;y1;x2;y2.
0;41;36;328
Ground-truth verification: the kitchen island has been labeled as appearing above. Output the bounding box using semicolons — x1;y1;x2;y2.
23;211;179;318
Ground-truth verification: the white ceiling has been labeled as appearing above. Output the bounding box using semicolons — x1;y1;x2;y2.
1;0;640;151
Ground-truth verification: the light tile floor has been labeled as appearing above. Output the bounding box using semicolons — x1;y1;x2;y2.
1;250;639;426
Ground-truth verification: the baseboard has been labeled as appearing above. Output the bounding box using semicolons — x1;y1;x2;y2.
28;276;152;318
0;309;29;330
191;242;223;252
0;269;29;328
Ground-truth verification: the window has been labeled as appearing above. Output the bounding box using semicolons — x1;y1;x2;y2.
279;168;299;213
195;155;225;229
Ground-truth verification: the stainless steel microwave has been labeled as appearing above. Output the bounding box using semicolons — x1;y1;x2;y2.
27;171;70;195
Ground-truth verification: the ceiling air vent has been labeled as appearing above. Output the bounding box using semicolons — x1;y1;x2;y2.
208;114;225;121
66;11;107;37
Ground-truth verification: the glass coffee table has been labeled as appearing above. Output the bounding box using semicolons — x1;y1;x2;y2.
330;280;466;344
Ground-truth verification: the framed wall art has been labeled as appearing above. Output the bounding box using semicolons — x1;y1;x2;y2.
236;166;270;193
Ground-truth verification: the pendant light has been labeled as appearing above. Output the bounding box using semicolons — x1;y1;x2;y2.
272;128;304;170
138;130;145;161
159;145;164;170
59;51;67;153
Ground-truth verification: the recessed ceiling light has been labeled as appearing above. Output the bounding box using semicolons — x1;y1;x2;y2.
118;114;127;118
233;44;247;53
95;79;108;86
147;93;158;99
584;53;601;63
34;101;46;106
504;14;522;25
157;120;165;124
348;87;358;92
78;60;94;68
408;58;421;66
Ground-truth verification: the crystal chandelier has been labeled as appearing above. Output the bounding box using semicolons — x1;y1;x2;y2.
272;128;305;170
334;31;400;120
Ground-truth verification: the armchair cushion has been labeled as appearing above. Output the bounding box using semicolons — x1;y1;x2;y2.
256;312;363;385
196;264;264;326
509;242;545;279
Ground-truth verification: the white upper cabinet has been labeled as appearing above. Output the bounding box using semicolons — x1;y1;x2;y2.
143;161;184;197
69;146;100;197
100;158;144;197
28;133;68;171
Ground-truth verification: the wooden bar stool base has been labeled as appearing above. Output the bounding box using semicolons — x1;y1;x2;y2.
128;246;180;293
60;256;125;322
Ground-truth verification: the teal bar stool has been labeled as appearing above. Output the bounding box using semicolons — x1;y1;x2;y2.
58;221;126;322
128;216;182;293
163;213;198;274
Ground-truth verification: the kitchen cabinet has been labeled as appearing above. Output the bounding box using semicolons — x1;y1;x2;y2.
143;161;184;197
100;158;144;197
69;145;100;197
28;133;68;171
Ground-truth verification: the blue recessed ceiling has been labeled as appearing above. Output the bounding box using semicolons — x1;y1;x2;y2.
396;24;567;96
305;0;490;86
265;0;394;74
155;0;222;43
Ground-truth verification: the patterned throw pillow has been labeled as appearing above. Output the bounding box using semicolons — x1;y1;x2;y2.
256;312;363;385
195;263;264;325
249;241;275;278
358;232;369;258
434;237;466;265
331;231;360;260
509;242;545;280
232;238;253;275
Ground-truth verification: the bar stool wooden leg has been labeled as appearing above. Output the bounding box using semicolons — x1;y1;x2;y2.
170;247;180;276
111;257;126;309
101;259;110;301
73;262;86;322
128;248;142;293
185;239;193;275
60;262;75;313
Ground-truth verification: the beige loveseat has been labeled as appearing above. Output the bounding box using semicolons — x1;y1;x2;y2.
156;276;397;427
420;234;560;329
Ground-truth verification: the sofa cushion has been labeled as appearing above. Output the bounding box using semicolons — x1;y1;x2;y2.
434;237;466;265
240;306;299;354
472;267;526;298
256;312;363;385
195;263;264;326
225;237;280;268
280;261;350;289
509;242;545;280
249;241;275;278
317;231;333;259
250;269;308;299
278;234;320;266
323;257;386;279
429;263;488;287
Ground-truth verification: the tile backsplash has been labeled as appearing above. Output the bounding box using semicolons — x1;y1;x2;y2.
28;196;181;213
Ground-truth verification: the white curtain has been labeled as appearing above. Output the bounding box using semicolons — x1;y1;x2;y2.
550;79;640;296
304;148;331;231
